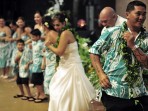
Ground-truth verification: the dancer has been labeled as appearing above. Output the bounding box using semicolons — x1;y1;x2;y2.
0;17;11;79
29;29;47;103
45;12;96;111
90;1;148;111
34;10;45;40
13;39;33;101
42;16;58;95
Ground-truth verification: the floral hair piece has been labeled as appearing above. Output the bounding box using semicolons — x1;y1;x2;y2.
44;22;49;28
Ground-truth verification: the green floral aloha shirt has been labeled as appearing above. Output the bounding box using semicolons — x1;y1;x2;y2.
89;22;148;99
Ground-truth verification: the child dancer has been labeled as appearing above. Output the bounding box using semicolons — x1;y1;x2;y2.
29;29;47;103
13;39;33;101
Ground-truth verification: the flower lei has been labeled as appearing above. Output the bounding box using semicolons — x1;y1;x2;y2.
119;22;145;87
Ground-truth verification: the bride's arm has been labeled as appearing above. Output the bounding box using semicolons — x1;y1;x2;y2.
45;30;69;56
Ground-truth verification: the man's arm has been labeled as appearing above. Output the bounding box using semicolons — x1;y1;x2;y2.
90;54;111;88
132;47;148;69
123;31;148;69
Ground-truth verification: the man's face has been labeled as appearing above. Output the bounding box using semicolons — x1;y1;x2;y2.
99;14;115;28
126;6;146;28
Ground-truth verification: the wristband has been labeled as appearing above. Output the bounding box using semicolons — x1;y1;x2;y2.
131;45;139;51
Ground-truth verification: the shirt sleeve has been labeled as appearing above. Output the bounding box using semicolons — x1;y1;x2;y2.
145;37;148;54
141;34;148;54
89;29;111;55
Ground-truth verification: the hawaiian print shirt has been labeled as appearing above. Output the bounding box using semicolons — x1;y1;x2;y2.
32;40;44;73
89;22;148;99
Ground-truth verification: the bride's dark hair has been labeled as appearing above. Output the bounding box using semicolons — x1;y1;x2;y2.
52;12;69;24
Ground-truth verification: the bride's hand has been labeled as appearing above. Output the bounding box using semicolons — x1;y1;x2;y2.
45;40;52;47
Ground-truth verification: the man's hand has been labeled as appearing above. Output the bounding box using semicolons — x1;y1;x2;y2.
123;31;135;49
99;72;112;89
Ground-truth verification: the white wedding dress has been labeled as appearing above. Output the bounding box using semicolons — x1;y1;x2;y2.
48;41;96;111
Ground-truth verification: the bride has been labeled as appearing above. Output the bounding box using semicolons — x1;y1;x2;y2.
45;12;96;111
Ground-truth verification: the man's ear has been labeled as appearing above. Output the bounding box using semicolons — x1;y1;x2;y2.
126;12;129;19
113;14;116;19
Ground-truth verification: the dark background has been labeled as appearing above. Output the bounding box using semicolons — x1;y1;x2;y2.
0;0;115;29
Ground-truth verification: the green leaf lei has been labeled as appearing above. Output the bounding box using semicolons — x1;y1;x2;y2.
119;22;145;87
54;22;77;66
53;35;60;65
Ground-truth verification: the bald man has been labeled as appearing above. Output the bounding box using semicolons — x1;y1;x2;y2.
99;7;126;34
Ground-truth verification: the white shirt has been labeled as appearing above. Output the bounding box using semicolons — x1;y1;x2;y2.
101;15;127;34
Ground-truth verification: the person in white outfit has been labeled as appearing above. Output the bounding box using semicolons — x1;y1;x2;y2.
45;12;96;111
